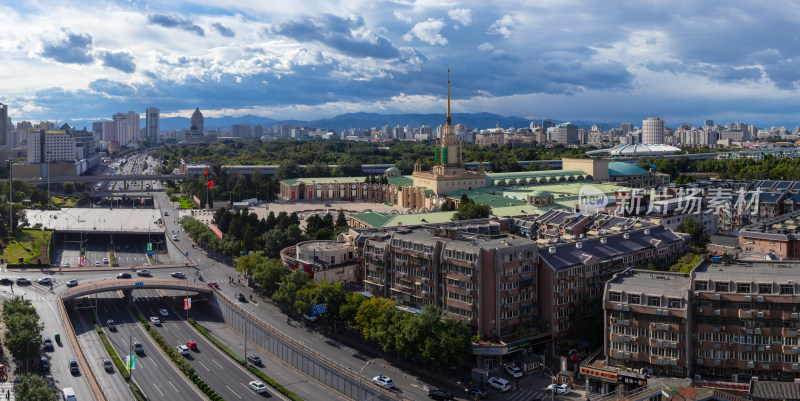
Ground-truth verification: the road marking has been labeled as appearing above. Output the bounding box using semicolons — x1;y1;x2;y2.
153;383;164;396
198;361;210;371
212;359;223;369
169;381;179;392
226;385;242;399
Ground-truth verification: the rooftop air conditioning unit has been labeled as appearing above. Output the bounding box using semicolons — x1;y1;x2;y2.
644;229;651;235
549;247;556;254
601;237;608;244
576;242;583;249
624;233;630;239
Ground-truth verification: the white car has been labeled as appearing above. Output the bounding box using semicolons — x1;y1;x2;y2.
547;384;572;395
249;381;267;393
159;309;169;316
94;261;101;266
66;279;78;287
176;345;190;356
103;257;109;264
372;375;394;389
38;277;53;285
488;377;511;392
137;269;150;276
303;313;318;322
150;317;161;325
505;363;522;378
172;235;178;241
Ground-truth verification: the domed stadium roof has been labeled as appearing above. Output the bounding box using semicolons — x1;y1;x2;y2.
586;144;681;157
529;189;552;197
385;167;401;173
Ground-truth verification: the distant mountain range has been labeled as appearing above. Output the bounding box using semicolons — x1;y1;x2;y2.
63;112;628;133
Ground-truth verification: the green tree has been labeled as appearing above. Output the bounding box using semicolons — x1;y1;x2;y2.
452;199;492;221
305;161;330;178
235;253;264;278
335;209;348;228
74;181;87;192
355;297;396;340
254;259;290;295
339;292;367;325
274;269;310;306
676;215;709;249
4;313;43;362
15;374;57;401
62;182;74;194
276;160;300;180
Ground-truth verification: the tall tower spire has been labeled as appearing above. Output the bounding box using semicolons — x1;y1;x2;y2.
446;69;451;126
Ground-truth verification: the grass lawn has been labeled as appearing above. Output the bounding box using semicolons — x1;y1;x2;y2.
3;229;51;264
177;196;197;209
51;195;84;208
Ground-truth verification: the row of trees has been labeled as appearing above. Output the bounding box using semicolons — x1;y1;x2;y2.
3;296;44;364
638;155;800;182
180;213;305;258
234;257;474;368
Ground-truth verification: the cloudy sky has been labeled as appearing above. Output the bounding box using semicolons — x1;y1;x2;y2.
2;0;800;126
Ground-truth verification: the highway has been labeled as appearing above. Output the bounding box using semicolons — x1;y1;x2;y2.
134;289;276;400
95;294;203;401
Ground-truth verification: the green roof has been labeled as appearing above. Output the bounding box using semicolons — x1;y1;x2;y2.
350;212;397;227
608;162;648;176
529;189;552;197
387;175;414;187
385;167;401;173
350;211;458;227
486;168;587;180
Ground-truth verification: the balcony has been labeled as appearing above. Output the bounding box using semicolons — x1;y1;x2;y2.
649;338;679;349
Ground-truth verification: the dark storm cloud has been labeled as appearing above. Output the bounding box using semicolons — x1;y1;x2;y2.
212;23;235;37
269;14;400;59
98;50;136;73
148;14;205;36
40;31;94;64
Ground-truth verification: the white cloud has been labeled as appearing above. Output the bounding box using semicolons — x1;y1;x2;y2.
403;18;448;45
447;9;472;26
393;11;412;23
478;42;494;52
488;14;518;38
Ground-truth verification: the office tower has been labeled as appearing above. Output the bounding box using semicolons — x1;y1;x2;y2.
280;124;292;138
620;123;633;134
542;119;555;130
0;102;7;148
92;122;103;136
253;125;263;138
112;113;128;146
232;124;252;138
642;117;665;144
530;121;541;129
100;121;116;142
145;107;159;143
556;122;579;145
190;108;204;134
704;120;714;128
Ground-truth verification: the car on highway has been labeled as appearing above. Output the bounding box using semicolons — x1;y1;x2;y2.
159;309;169;316
547;384;571;395
303;313;318;322
38;277;52;285
15;277;30;285
66;279;78;287
116;273;131;279
176;345;190;356
69;359;79;374
488;377;511;392
150;317;161;325
44;337;54;351
505;363;523;378
65;262;70;267
40;357;49;372
103;257;109;264
171;272;185;279
428;390;454;400
207;281;219;289
0;278;11;286
163;211;168;216
172;235;178;241
247;355;262;365
372;375;394;389
236;293;246;302
103;359;113;372
464;387;488;398
133;342;144;354
63;387;77;401
136;269;150;276
186;340;197;351
107;320;116;331
249;381;267;394
94;261;101;266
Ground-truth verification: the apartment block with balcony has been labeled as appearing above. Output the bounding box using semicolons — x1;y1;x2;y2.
739;210;800;260
538;226;688;345
693;261;800;382
361;227;538;341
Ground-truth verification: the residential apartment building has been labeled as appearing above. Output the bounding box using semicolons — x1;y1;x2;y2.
145;107;159;143
557;122;579;145
362;227;538;341
642;117;665;145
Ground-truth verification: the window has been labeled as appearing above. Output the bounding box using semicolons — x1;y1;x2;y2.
695;281;708;291
628;294;641;305
736;283;751;293
758;284;772;294
609;292;621;302
781;284;795;295
648;296;661;307
668;298;681;308
715;282;730;292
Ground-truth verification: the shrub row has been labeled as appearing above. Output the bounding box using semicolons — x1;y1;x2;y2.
131;306;224;401
94;325;130;380
184;314;303;401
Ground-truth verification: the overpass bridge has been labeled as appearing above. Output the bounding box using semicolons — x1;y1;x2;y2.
0;174;186;184
60;278;211;301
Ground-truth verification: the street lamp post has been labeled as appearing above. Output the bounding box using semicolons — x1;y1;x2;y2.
543;366;556;401
26;338;37;374
358;360;372;401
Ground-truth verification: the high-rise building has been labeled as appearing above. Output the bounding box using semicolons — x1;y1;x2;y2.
253;125;264;138
556;122;579;145
0;102;7;148
112;113;128;146
232;124;252;138
542;120;555;130
190;108;204;135
145;107;159;143
280;124;292;138
704;119;714;127
620;123;633;134
642;117;665;144
126;111;140;142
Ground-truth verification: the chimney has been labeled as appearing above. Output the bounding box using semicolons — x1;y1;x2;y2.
549;247;556;254
576;242;583;249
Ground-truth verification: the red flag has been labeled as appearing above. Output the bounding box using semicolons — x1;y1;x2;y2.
207;180;213;188
204;169;208;176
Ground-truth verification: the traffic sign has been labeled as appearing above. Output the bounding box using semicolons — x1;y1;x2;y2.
312;303;328;316
135;282;144;287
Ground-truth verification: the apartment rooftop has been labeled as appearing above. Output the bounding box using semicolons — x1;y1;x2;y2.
694;259;800;281
390;227;536;250
607;269;691;293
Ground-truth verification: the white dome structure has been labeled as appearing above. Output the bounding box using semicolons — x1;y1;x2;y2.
586;144;681;157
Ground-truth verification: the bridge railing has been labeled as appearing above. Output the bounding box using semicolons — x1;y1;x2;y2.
61;278;210;300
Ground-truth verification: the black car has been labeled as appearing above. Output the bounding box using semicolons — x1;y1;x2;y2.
236;293;246;302
428;390;454;400
107;320;116;331
44;337;54;351
116;273;131;279
69;359;79;374
247;355;262;365
0;278;12;286
465;387;488;399
40;357;49;372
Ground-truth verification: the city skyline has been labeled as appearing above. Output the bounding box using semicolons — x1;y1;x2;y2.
2;1;800;125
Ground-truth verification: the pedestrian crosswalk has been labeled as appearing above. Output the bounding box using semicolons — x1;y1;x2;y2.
496;388;552;401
